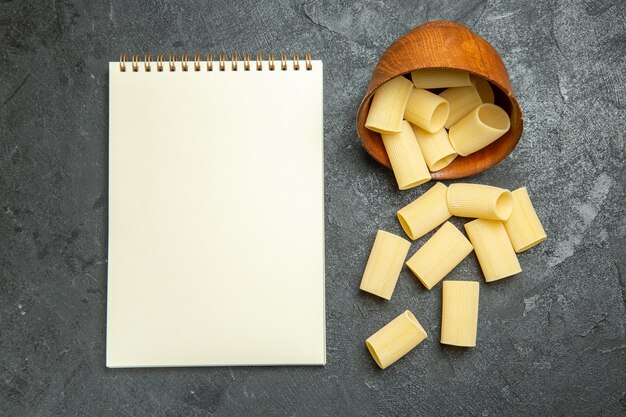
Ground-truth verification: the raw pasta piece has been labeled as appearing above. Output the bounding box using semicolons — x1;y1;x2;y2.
446;183;513;221
440;281;479;347
365;76;414;133
410;125;458;172
397;182;451;240
439;85;482;129
470;74;495;104
411;68;472;89
404;88;450;133
381;121;431;190
464;219;522;282
366;310;428;369
359;230;411;300
406;222;473;290
504;187;547;252
448;103;511;156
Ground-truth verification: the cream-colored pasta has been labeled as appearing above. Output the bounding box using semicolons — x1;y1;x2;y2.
504;187;547;253
440;281;479;347
464;219;522;282
448;103;510;156
446;183;513;221
411;68;472;89
381;121;431;190
406;222;473;290
403;88;450;133
439;85;482;129
366;310;428;369
359;230;411;300
410;125;458;172
365;76;414;133
397;182;451;240
470;74;495;104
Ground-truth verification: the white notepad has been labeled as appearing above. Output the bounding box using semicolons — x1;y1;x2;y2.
107;56;325;367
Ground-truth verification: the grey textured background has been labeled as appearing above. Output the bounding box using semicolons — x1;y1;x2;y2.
1;0;624;415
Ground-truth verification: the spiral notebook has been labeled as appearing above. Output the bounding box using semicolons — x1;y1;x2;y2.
106;53;325;367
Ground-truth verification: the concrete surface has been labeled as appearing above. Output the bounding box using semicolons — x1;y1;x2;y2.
1;0;624;415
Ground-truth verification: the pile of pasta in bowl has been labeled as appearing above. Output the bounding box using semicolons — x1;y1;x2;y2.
360;69;546;369
366;68;510;189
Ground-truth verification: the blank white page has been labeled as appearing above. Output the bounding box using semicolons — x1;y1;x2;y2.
107;60;325;367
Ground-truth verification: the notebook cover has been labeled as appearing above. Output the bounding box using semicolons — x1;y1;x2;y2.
106;60;325;367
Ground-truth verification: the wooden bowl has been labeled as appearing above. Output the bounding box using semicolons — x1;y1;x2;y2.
356;21;523;179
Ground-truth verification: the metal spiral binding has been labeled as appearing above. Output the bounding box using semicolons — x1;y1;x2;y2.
268;53;276;71
120;52;313;72
181;54;189;71
169;54;176;71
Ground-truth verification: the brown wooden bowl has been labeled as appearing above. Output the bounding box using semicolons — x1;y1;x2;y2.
356;21;523;179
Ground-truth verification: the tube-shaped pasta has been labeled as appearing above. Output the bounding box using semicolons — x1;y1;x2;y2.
446;183;513;221
366;310;428;369
440;281;479;347
439;86;482;129
406;222;473;290
381;121;431;190
411;68;472;89
410;125;458;172
403;88;450;133
504;187;547;252
448;103;511;156
470;74;495;104
464;219;522;282
397;182;451;240
359;230;411;300
365;76;414;133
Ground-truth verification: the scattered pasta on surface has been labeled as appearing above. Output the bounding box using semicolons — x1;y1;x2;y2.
360;230;411;300
464;219;522;282
397;182;451;240
440;281;479;347
504;187;547;252
447;183;513;221
406;222;473;290
366;310;428;369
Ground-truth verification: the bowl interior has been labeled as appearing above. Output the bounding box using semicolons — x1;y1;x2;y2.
357;70;522;180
